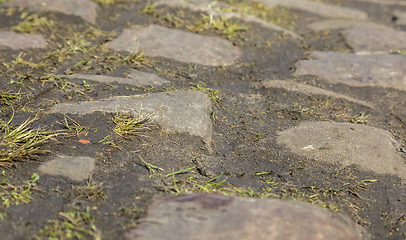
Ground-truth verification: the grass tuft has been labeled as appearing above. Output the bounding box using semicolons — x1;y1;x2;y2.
141;3;157;15
91;0;118;5
346;112;369;124
11;13;55;34
188;14;249;38
220;2;296;30
112;110;153;139
0;115;60;166
190;82;222;102
35;206;101;240
0;89;23;106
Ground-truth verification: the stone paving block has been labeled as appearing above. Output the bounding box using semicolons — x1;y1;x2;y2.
50;91;212;142
154;0;302;40
342;28;406;54
107;25;241;66
126;193;361;240
66;69;170;87
394;10;406;25
38;156;95;181
277;122;406;180
255;0;368;20
308;20;389;31
357;0;406;5
0;31;46;50
1;0;99;24
294;51;406;90
257;80;374;109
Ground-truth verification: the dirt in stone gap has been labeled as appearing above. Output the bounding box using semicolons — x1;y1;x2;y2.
0;0;405;239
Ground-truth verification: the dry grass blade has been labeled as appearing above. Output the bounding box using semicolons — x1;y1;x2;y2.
112;110;153;139
0;116;62;166
60;115;88;137
0;89;23;106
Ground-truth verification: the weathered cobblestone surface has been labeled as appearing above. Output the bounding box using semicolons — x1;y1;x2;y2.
0;0;405;239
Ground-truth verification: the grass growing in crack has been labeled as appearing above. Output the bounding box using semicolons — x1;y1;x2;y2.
97;134;120;149
188;14;249;38
0;116;60;166
220;2;296;29
141;3;157;14
166;166;196;177
10;52;39;68
61;115;88;137
91;0;118;5
112;110;153;139
0;173;40;217
347;179;376;199
190;82;222;102
391;50;406;55
0;89;23;106
165;174;228;195
11;13;55;34
39;26;115;67
44;34;91;62
34;206;102;240
74;178;107;200
43;27;108;63
40;75;76;92
122;52;147;65
346;112;369;124
162;13;185;28
82;80;90;90
139;156;163;174
160;172;350;212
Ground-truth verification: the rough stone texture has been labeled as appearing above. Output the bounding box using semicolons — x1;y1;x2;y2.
342;28;406;54
294;51;406;90
256;0;368;20
1;0;99;24
126;193;361;240
0;31;46;50
277;122;406;180
50;91;212;142
107;25;241;66
308;20;389;31
258;80;374;109
394;10;406;25
357;0;406;5
38;156;95;181
154;0;302;40
66;70;170;87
